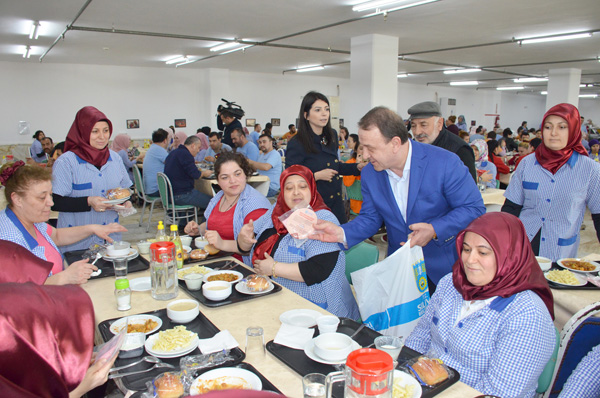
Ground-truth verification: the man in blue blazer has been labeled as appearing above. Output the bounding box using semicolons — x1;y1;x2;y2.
312;107;485;287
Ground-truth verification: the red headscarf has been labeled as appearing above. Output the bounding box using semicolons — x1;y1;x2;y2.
452;213;554;319
253;165;329;260
535;103;588;174
64;106;113;168
0;283;95;397
0;240;53;284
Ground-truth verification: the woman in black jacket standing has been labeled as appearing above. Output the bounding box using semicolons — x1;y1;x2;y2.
285;91;364;223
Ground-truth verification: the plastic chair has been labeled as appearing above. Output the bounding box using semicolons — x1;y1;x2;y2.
542;302;600;397
346;180;363;216
132;165;160;232
536;326;560;394
344;241;379;284
156;172;198;227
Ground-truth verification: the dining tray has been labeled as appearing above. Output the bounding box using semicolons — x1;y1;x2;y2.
546;265;600;290
98;308;245;391
64;249;149;280
266;317;460;398
178;260;282;307
183;241;233;265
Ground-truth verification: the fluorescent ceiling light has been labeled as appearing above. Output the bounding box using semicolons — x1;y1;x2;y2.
165;55;187;64
579;94;598;98
29;21;40;40
210;41;241;52
540;91;548;95
397;73;408;78
521;32;592;45
513;77;548;83
497;86;525;90
443;68;481;75
23;46;31;58
355;0;439;13
580;84;594;88
296;65;325;73
450;81;478;86
221;45;252;55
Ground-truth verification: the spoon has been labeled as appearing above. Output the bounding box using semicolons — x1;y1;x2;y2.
109;356;162;373
90;253;103;277
109;362;175;379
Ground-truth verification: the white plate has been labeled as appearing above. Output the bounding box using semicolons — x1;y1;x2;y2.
182;245;192;253
557;258;600;274
304;339;361;365
102;248;139;261
204;270;243;284
102;196;131;205
393;370;422;398
545;271;587;287
129;276;151;292
235;280;275;295
190;367;262;394
279;309;323;328
178;265;213;280
144;332;199;358
109;314;162;335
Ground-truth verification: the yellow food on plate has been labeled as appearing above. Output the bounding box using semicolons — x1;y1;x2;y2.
393;378;416;398
561;259;596;272
178;265;211;278
546;270;580;285
152;326;197;352
193;376;251;393
127;319;158;333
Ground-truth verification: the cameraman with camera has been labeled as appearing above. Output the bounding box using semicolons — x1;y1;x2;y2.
217;99;244;148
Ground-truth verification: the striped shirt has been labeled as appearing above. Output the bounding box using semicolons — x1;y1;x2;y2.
559;343;600;398
204;184;271;265
406;274;555;398
250;207;360;320
52;150;131;252
504;152;600;261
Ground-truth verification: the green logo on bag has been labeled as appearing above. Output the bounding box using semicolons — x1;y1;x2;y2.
412;259;428;293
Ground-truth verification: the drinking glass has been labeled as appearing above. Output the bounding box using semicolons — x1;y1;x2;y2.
303;373;326;398
374;335;404;362
113;258;128;279
245;326;265;362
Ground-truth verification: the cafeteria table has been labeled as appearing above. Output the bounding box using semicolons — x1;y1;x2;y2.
81;255;482;398
195;175;270;197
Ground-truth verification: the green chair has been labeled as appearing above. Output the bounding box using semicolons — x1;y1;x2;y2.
156;172;198;227
536;326;561;394
346;180;363;216
344;241;379;284
133;165;160;232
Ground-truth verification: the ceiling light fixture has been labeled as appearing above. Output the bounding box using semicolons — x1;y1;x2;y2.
221;45;252;55
540;91;548;95
443;68;482;75
165;55;187;65
210;41;241;52
296;65;325;73
513;77;548;83
397;73;408;78
353;0;439;12
520;32;592;45
23;46;31;58
29;21;40;40
449;81;478;86
579;94;598;98
496;86;525;90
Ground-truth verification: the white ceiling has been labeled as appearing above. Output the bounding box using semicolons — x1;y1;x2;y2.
2;0;600;95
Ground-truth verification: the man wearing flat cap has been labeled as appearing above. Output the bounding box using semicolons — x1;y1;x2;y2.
408;101;477;181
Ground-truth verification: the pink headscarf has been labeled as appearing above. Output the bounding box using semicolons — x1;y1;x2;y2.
173;131;188;149
196;133;209;150
110;134;131;152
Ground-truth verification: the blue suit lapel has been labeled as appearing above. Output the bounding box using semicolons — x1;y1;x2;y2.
376;166;407;229
406;142;426;222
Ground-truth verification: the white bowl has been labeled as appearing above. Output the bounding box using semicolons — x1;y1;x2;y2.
317;315;340;334
106;241;131;257
180;236;193;247
184;273;203;291
195;237;208;249
313;333;354;362
202;281;232;301
166;299;200;323
536;256;552;272
119;332;145;358
137;240;151;255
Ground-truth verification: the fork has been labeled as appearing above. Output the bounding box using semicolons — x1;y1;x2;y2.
108;362;175;379
214;260;236;271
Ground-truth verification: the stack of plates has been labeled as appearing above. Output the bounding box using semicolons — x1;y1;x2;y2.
144;333;199;358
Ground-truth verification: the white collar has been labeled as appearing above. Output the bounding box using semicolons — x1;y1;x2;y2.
385;139;412;181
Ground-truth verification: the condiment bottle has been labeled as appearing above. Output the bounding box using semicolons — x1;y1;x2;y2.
115;278;131;311
169;224;184;269
156;221;167;241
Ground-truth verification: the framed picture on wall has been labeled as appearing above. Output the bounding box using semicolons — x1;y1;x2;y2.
127;119;139;129
339;118;344;127
271;118;280;127
246;118;256;127
174;119;186;128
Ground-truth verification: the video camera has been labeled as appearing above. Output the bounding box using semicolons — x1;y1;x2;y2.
217;98;245;119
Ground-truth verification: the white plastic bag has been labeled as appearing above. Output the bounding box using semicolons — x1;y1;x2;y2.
351;240;430;337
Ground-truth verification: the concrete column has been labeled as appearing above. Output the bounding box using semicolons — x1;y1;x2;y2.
348;34;399;128
545;68;581;110
200;68;231;131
